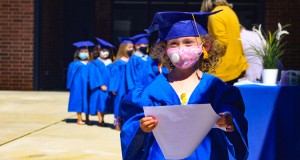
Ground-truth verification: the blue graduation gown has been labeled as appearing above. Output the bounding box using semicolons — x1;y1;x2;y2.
89;58;111;115
108;59;128;117
120;73;248;160
67;60;90;114
105;64;114;114
126;52;167;91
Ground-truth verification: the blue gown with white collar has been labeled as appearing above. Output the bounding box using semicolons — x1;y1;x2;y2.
67;60;90;114
89;58;112;115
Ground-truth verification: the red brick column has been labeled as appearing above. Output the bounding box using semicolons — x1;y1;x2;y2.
0;0;34;90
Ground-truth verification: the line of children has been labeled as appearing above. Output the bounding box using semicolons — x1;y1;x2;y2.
67;38;115;125
67;35;167;129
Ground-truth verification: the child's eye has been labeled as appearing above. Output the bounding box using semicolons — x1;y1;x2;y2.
168;42;178;47
183;41;194;46
184;40;193;44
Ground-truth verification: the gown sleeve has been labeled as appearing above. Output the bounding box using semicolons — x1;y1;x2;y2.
120;85;145;123
121;113;155;160
126;56;143;91
120;87;154;160
89;62;104;91
108;62;120;92
66;62;79;89
212;79;249;160
103;65;111;86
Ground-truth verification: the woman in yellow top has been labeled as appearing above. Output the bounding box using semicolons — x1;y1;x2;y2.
201;0;248;85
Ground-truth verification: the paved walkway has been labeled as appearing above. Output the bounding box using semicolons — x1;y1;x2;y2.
0;91;122;160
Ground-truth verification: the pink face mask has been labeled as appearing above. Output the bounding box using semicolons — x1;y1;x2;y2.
166;45;203;69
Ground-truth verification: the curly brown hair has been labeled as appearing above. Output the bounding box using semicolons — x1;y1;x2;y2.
150;34;224;73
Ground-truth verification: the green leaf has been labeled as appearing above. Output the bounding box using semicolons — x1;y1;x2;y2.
250;23;289;69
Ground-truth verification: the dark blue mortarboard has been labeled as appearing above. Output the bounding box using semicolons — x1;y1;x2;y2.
131;33;149;45
73;41;94;49
118;37;134;44
95;37;116;49
145;11;221;42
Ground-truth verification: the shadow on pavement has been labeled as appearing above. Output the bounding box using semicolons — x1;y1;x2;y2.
63;118;116;129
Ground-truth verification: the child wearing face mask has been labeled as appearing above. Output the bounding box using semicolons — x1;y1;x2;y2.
67;41;94;125
126;33;168;92
89;37;115;125
120;12;248;160
108;37;134;131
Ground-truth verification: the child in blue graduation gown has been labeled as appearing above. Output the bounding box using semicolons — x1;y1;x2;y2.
67;41;94;125
89;37;115;125
126;34;166;91
120;11;248;160
108;37;134;131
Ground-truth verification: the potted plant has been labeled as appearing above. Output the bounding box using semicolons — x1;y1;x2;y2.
251;23;289;85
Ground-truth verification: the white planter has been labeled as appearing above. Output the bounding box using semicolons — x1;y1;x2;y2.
262;69;278;86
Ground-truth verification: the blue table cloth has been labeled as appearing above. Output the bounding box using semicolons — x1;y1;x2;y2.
237;85;300;160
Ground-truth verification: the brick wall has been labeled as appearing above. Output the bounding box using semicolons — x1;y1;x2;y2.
265;0;300;70
0;0;34;90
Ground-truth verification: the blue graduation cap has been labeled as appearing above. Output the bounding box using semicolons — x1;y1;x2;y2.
118;37;134;45
95;37;116;49
131;33;149;45
73;41;94;49
145;11;221;42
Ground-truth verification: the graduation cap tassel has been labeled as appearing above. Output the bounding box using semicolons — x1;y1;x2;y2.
191;14;203;44
192;13;209;59
203;47;209;59
158;61;163;73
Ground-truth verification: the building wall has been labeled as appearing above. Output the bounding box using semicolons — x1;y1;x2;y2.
0;0;34;90
95;0;112;41
265;0;300;70
39;0;64;90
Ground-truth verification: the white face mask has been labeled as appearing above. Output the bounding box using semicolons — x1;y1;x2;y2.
100;50;109;59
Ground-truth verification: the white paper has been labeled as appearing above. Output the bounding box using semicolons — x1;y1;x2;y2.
143;104;225;160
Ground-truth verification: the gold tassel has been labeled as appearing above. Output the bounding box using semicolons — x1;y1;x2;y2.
203;47;209;59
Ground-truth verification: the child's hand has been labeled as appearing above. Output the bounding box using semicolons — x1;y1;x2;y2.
216;112;234;132
100;85;107;91
140;116;158;133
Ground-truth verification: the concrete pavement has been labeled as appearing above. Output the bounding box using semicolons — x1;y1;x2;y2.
0;91;122;160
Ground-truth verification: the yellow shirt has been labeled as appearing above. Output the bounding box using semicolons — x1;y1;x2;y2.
208;6;248;82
